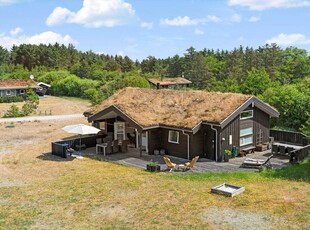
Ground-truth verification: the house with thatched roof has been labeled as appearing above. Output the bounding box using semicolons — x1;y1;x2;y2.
87;87;279;161
0;79;39;97
148;77;192;89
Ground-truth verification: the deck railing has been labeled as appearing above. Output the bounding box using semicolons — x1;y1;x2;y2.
289;145;310;163
51;135;97;158
270;130;309;146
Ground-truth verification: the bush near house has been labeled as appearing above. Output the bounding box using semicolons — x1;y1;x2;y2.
0;96;24;103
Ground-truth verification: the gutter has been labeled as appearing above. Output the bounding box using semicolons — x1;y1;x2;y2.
210;125;218;162
182;130;190;160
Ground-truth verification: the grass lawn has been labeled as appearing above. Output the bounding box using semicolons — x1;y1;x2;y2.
0;118;309;229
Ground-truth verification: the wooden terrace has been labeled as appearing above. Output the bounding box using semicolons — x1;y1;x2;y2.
76;146;290;173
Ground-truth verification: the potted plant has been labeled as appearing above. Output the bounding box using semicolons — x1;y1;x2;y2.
75;144;86;151
224;149;231;162
146;160;160;172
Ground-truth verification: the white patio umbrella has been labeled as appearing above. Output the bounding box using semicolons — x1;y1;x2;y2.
62;124;101;153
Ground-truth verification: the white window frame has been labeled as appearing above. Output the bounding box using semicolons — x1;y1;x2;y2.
240;127;253;146
240;136;253;146
20;89;25;94
240;110;253;120
6;90;11;96
240;127;253;137
114;122;126;141
168;130;179;144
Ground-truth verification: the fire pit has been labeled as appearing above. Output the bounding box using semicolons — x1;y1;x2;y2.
211;183;245;197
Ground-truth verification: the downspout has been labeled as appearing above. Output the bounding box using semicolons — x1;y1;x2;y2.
182;130;190;160
211;125;218;162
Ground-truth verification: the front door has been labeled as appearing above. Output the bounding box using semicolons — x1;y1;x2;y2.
141;131;148;153
204;130;215;160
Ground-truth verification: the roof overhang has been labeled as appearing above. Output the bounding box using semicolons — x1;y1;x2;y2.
88;105;144;132
220;96;279;128
0;86;39;90
37;82;51;87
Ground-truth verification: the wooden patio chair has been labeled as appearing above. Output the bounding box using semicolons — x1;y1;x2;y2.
163;156;176;172
120;140;129;153
105;141;113;155
112;139;119;153
241;154;273;169
184;156;199;170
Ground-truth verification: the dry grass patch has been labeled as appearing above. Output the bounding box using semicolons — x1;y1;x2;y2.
0;95;91;117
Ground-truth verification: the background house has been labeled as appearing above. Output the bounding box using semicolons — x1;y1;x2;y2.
148;77;192;89
87;87;279;161
36;82;51;96
0;79;39;97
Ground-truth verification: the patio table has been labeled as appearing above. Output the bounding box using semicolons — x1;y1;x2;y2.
96;143;107;156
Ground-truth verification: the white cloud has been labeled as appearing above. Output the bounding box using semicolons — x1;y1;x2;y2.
249;16;260;22
266;33;310;45
206;15;221;22
228;0;310;10
46;7;74;26
194;29;204;35
160;16;199;26
46;0;135;28
0;30;77;49
10;27;23;36
160;15;221;26
231;13;242;22
140;22;153;29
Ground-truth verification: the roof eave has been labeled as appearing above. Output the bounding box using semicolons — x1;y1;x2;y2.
220;96;280;128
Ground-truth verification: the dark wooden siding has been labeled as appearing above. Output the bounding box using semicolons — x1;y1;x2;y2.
219;106;271;158
148;129;162;155
190;125;216;160
148;128;189;158
219;117;240;160
253;107;270;145
161;129;188;158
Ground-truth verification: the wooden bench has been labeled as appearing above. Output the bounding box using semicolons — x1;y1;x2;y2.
241;146;256;155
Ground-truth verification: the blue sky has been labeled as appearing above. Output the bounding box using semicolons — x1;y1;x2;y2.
0;0;310;60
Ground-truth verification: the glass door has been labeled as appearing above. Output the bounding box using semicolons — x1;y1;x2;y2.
114;122;125;141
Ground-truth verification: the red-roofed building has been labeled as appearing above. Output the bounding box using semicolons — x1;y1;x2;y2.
0;79;40;97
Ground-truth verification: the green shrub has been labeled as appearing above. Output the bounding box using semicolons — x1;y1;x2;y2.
0;96;24;103
3;105;23;118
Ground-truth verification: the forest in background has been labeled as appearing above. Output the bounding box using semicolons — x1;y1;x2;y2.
0;43;309;136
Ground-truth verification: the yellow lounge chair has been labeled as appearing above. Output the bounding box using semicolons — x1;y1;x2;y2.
163;156;177;172
184;156;199;170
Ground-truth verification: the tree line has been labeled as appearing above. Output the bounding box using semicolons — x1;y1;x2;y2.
0;43;309;136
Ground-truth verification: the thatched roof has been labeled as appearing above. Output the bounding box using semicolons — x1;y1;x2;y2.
148;77;192;86
0;79;39;89
91;87;252;129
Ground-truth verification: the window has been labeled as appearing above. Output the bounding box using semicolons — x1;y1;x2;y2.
240;127;253;146
99;121;106;130
168;130;179;144
6;90;11;96
20;89;25;94
240;136;253;146
240;127;253;137
114;122;125;141
240;110;253;120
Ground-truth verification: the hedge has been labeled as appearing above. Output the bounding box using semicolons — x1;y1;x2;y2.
0;96;24;103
